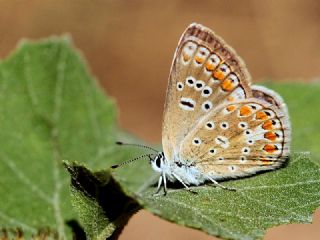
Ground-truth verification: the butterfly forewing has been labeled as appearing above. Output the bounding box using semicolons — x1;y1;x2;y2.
162;23;252;161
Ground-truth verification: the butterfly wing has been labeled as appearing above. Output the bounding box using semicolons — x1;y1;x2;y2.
252;85;290;116
162;23;252;161
179;90;291;179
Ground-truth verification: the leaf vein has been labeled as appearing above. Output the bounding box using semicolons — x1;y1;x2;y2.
50;44;67;240
2;155;52;204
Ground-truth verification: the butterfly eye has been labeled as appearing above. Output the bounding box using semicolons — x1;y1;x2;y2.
217;157;224;161
155;157;161;168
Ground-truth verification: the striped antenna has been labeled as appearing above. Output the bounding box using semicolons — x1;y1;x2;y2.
111;153;155;169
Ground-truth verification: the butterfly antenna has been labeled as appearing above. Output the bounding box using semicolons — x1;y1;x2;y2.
116;141;158;153
111;153;155;169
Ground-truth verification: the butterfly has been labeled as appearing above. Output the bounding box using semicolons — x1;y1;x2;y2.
113;23;291;195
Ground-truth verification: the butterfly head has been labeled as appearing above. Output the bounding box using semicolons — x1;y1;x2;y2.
113;142;168;171
150;152;167;173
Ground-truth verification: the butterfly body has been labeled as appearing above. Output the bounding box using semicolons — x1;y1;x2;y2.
151;152;206;186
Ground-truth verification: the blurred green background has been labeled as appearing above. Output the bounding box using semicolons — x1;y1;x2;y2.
0;1;319;239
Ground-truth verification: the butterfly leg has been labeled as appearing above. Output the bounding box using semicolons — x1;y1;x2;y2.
207;176;236;191
154;175;163;195
162;172;168;195
172;172;197;194
153;173;168;195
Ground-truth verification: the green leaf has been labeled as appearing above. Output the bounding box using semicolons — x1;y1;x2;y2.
120;153;320;240
0;37;123;238
69;150;320;240
64;161;139;240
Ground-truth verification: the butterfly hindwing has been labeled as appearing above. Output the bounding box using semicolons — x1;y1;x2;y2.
162;23;252;161
179;93;290;179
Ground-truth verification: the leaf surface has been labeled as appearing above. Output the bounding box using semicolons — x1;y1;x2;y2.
64;161;139;240
125;153;320;240
0;37;123;239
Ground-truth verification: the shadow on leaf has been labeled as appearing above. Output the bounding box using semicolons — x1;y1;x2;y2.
64;161;140;240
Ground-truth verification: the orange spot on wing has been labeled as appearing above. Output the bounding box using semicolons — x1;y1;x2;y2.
262;120;273;130
205;62;215;71
226;105;236;112
239;105;252;116
264;131;277;141
256;111;268;120
263;144;278;153
213;70;225;80
195;56;204;64
183;53;190;62
221;79;235;92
